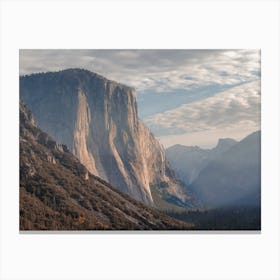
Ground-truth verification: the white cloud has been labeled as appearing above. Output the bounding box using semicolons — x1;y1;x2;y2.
144;80;261;145
19;50;261;147
19;49;260;94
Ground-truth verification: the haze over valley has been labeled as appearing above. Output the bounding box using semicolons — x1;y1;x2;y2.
19;50;261;230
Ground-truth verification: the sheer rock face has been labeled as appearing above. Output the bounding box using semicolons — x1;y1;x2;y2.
19;102;193;230
20;69;183;205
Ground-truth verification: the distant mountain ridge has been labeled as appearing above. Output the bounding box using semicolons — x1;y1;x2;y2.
166;132;260;208
166;138;237;185
191;131;261;207
20;101;192;230
20;68;193;207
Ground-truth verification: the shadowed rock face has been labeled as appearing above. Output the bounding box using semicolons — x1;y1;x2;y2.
20;69;186;205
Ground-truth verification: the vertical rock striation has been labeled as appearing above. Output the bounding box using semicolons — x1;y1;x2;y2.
19;102;193;230
20;68;189;205
73;89;97;175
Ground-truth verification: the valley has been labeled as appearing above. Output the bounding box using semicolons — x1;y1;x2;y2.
19;68;261;231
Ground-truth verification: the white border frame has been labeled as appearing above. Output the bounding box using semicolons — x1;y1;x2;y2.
1;1;280;279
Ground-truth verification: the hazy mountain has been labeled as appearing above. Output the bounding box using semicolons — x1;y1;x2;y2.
166;138;237;185
20;68;192;207
20;102;193;230
191;131;261;208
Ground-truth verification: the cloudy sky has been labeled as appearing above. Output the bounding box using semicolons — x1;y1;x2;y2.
19;49;261;148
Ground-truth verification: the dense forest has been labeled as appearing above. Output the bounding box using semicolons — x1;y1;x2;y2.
166;206;261;230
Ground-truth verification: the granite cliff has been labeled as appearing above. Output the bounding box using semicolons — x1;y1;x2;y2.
20;102;193;230
20;69;190;206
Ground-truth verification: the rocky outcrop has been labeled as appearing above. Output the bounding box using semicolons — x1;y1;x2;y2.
20;69;189;206
20;102;193;230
